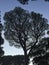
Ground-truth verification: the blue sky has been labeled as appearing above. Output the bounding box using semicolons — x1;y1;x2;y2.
0;0;49;55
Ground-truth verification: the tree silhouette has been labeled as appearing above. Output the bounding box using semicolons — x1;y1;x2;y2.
3;7;49;65
0;23;4;57
0;23;4;65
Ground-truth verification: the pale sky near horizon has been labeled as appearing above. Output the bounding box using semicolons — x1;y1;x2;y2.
0;0;49;56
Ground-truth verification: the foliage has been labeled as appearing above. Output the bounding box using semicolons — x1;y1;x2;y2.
3;7;49;65
17;0;29;4
33;53;49;65
4;7;31;48
32;37;49;65
17;0;49;5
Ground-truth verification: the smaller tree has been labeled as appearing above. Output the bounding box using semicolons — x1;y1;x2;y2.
0;23;4;57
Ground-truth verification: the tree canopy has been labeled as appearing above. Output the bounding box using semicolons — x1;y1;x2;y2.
4;7;31;48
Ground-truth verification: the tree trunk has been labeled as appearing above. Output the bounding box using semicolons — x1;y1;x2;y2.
24;50;29;65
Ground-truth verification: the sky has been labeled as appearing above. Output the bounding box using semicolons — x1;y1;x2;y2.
0;0;49;56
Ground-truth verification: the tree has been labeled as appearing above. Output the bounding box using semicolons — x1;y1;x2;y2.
3;7;49;65
0;12;4;65
0;33;4;57
0;23;4;57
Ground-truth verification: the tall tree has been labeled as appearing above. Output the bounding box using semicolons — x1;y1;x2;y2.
3;7;49;65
